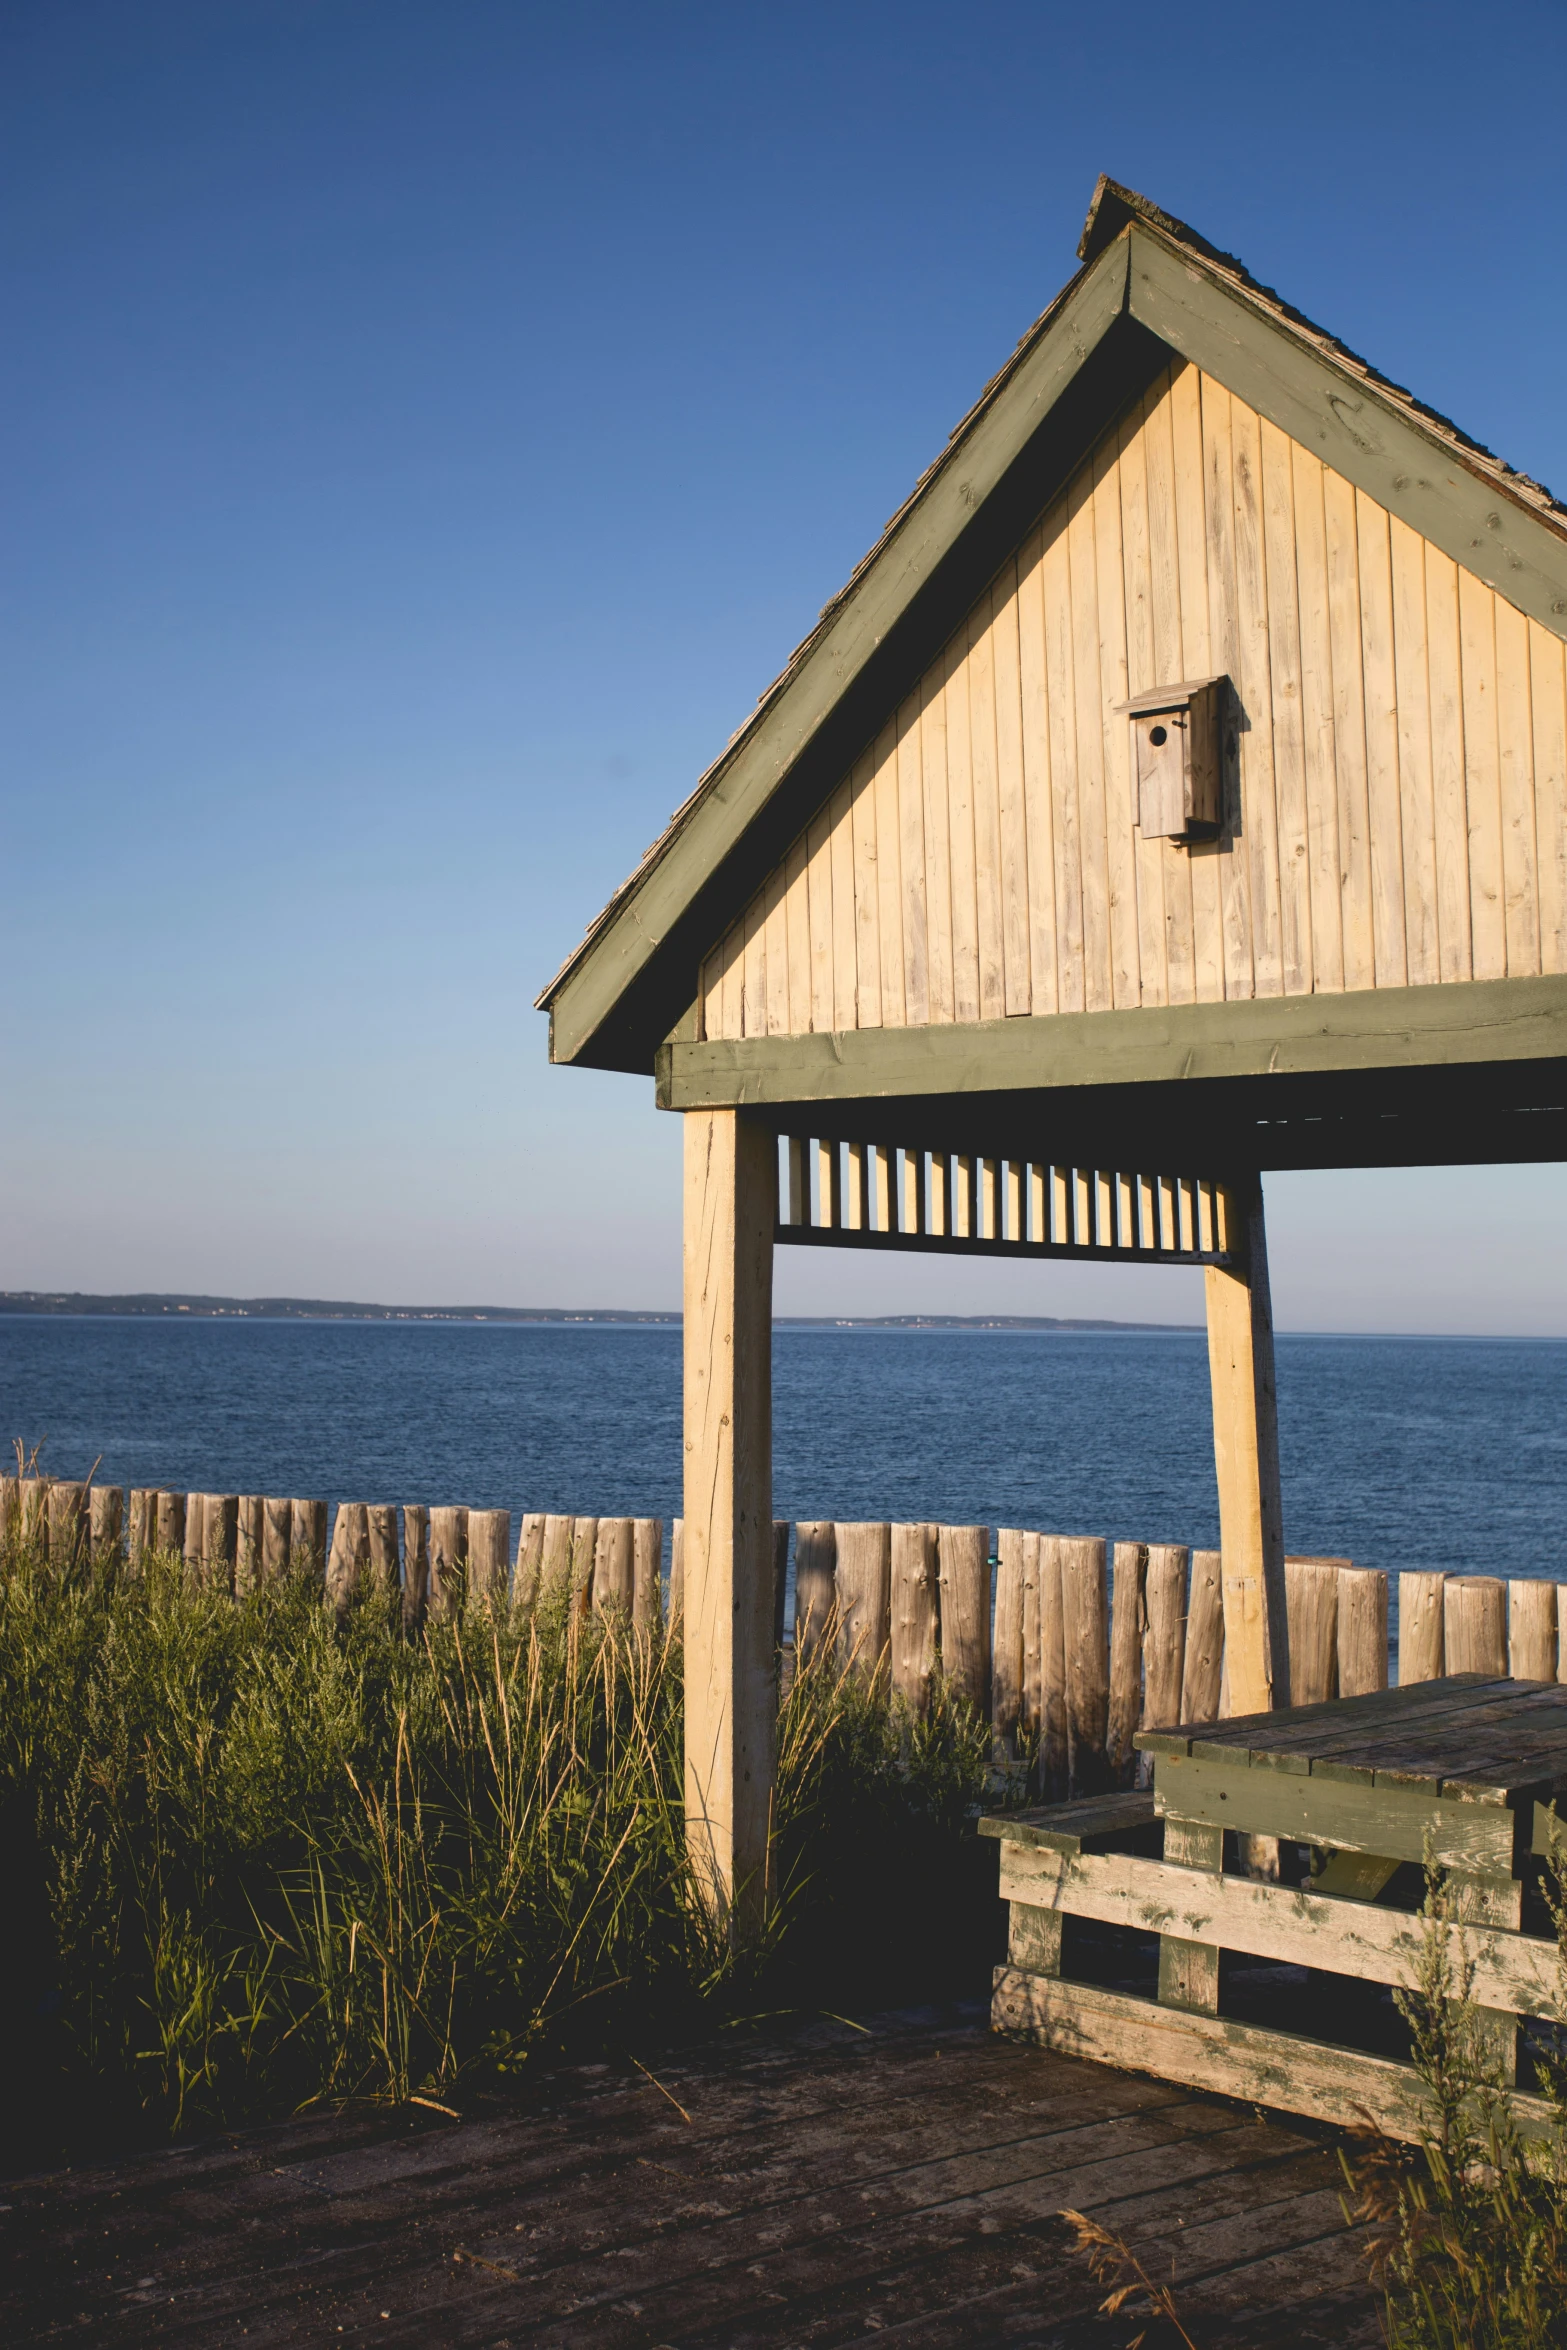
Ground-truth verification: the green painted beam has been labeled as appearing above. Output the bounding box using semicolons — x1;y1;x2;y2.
658;973;1567;1112
1127;227;1567;646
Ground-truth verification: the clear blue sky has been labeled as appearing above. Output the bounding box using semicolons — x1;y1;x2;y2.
5;0;1567;1332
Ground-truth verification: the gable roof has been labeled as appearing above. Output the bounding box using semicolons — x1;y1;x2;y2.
540;176;1567;1077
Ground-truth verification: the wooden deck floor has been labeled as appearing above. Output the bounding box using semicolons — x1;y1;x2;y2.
0;2004;1379;2348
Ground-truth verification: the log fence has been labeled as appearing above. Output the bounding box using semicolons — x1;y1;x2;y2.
4;1471;1565;1794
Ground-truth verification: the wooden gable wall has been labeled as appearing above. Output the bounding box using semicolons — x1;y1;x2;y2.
698;359;1567;1041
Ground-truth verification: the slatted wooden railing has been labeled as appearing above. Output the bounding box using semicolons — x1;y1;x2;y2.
775;1137;1234;1266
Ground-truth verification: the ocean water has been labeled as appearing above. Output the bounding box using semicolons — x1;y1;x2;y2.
2;1314;1565;1585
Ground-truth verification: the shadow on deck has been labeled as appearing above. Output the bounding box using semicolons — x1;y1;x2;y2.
0;2005;1378;2348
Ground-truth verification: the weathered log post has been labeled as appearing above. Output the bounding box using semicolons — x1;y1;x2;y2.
1181;1550;1224;1723
834;1523;891;1681
183;1494;207;1585
772;1520;790;1652
204;1495;240;1592
792;1521;835;1662
1060;1537;1110;1793
290;1499;327;1584
49;1482;89;1571
1106;1541;1148;1784
936;1525;990;1716
1285;1556;1341;1705
537;1515;574;1606
682;1105;776;1931
261;1496;292;1582
891;1522;939;1719
1205;1178;1289;1711
127;1487;156;1566
1338;1566;1389;1695
402;1505;430;1629
590;1518;634;1614
1509;1580;1557;1681
428;1507;468;1621
514;1513;547;1610
992;1529;1027;1753
468;1509;512;1610
236;1496;264;1594
569;1517;600;1613
326;1503;370;1615
1037;1535;1068;1798
1141;1544;1189;1732
1398;1570;1446;1683
632;1519;664;1630
366;1504;400;1595
1446;1575;1507;1676
155;1490;186;1557
89;1484;124;1564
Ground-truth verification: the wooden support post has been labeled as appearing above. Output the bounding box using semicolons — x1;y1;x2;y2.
683;1105;776;1931
792;1521;836;1662
1158;1819;1223;2013
127;1487;155;1566
669;1517;684;1619
1020;1532;1043;1740
21;1477;50;1554
327;1502;368;1615
1141;1545;1189;1733
891;1522;939;1717
834;1523;891;1679
1205;1177;1289;1712
0;1475;18;1550
1106;1542;1147;1784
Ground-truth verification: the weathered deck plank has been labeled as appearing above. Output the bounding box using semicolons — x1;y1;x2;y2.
0;2005;1375;2346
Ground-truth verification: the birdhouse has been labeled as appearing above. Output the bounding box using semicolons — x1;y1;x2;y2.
1125;676;1228;842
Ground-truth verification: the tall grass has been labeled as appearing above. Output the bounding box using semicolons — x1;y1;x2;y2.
1343;1846;1567;2349
0;1533;993;2160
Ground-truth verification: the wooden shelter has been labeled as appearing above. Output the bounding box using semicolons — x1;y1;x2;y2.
539;177;1567;1926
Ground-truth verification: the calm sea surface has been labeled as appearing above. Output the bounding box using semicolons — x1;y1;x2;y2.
1;1315;1563;1585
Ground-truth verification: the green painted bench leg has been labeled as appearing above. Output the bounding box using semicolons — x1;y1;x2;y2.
1158;1816;1221;2014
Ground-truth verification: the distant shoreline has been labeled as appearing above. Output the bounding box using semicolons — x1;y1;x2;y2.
0;1291;1198;1335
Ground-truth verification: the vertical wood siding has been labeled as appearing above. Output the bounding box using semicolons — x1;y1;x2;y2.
699;362;1567;1040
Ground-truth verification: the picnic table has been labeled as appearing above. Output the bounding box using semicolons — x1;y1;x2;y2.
983;1673;1567;2140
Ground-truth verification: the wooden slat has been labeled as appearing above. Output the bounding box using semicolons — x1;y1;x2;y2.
1532;621;1567;973
1043;495;1083;1011
993;1968;1554;2150
805;800;835;1035
828;775;857;1033
1461;567;1505;981
1000;1843;1561;2017
993;1528;1027;1749
1069;457;1112;1013
1293;442;1344;993
895;694;929;1026
1107;1541;1147;1783
1261;417;1312;994
792;1521;836;1662
1039;1533;1068;1797
1060;1536;1110;1794
1496;598;1540;976
918;659;955;1023
849;744;882;1027
1324;466;1375;990
968;586;1007;1020
872;719;905;1027
1182;1549;1224;1723
1141;1544;1188;1733
943;626;981;1025
834;1522;891;1679
1015;522;1058;1014
1155;1750;1516;1869
1146;368;1196;1004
